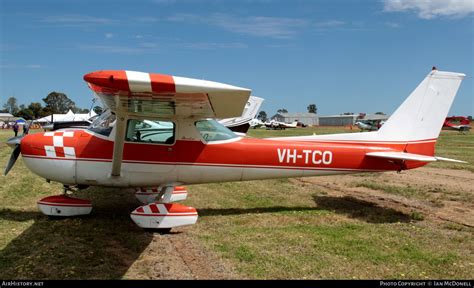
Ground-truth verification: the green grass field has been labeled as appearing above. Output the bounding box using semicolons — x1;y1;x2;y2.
0;127;472;279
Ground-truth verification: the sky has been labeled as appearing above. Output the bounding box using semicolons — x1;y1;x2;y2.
0;0;473;117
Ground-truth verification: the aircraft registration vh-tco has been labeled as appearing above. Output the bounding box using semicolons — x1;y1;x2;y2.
4;68;467;231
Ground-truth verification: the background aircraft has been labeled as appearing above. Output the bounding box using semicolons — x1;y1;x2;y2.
355;119;385;131
219;96;264;133
264;119;298;130
443;116;471;132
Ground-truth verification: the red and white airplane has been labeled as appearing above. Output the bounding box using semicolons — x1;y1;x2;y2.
4;68;467;231
443;116;471;132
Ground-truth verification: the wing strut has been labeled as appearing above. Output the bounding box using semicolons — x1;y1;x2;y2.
111;112;127;177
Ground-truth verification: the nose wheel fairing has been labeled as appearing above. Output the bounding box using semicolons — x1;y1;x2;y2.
37;195;92;216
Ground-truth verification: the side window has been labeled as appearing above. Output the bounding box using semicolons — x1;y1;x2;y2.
126;119;175;144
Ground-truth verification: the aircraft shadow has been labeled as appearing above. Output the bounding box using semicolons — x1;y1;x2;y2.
312;195;412;223
198;195;412;224
0;188;155;279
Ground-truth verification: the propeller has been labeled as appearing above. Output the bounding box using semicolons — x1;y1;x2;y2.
4;136;23;176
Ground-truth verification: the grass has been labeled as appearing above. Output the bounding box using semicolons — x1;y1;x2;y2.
0;127;473;279
430;130;474;172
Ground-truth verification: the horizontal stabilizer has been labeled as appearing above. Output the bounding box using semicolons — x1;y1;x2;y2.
434;156;467;163
366;152;467;163
366;151;437;162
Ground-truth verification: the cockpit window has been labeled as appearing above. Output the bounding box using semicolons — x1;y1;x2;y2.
88;110;116;137
125;119;175;145
195;119;238;142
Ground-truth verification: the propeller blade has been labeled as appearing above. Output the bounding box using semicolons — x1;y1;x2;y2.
4;144;21;176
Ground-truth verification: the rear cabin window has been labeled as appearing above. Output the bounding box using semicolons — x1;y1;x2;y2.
126;119;175;144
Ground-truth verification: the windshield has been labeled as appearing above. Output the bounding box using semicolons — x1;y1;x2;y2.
88;109;116;137
195;119;238;142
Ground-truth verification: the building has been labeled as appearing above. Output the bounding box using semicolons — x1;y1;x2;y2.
270;112;319;126
0;113;26;126
318;113;390;126
318;114;358;126
0;112;14;122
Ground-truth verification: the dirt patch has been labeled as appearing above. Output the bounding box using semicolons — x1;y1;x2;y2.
293;167;474;228
124;229;237;279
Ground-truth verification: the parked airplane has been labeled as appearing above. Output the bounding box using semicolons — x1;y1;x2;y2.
264;119;298;130
4;68;466;231
249;118;265;129
219;96;264;133
355;120;384;131
443;116;471;132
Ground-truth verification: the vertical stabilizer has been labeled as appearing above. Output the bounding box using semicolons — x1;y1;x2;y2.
377;69;465;141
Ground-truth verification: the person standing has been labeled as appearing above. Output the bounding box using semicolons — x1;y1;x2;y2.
13;122;19;137
23;122;30;135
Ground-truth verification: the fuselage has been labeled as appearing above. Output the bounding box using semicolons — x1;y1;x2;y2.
19;127;431;188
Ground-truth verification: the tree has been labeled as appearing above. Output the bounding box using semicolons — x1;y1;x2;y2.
375;112;386;115
16;108;34;120
307;104;317;114
277;108;288;114
75;108;90;114
43;92;75;114
3;97;19;115
28;102;45;119
257;111;267;122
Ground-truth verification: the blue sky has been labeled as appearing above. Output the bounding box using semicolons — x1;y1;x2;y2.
1;0;473;117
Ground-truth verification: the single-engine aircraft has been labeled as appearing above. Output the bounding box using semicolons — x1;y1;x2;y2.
443;116;471;132
3;68;467;231
355;119;384;131
264;119;298;130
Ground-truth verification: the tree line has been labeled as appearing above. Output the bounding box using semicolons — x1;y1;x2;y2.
257;103;317;122
1;92;99;120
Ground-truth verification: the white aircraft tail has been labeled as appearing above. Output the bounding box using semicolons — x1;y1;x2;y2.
242;96;264;119
377;69;465;142
219;96;264;128
270;69;466;160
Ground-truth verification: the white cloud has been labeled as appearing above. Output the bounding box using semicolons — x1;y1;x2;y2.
314;20;345;28
0;64;42;69
385;21;401;28
178;42;248;50
383;0;474;19
168;13;308;39
78;44;150;54
41;15;117;27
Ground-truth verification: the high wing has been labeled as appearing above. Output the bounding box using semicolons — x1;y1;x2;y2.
84;70;251;119
83;70;251;177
